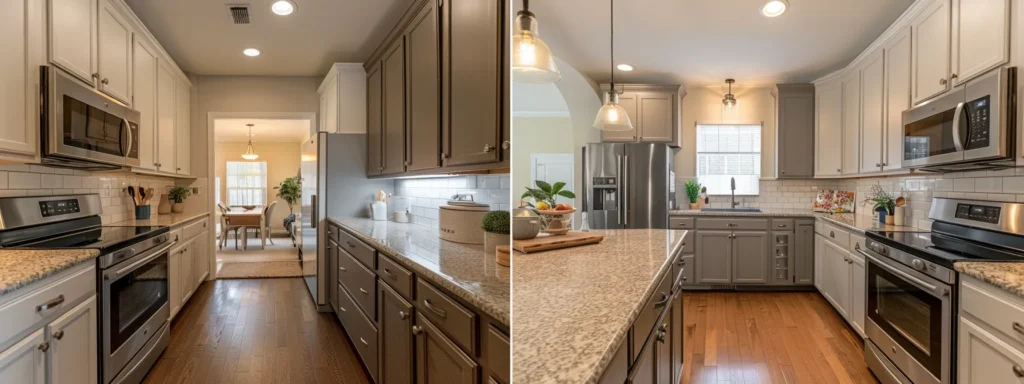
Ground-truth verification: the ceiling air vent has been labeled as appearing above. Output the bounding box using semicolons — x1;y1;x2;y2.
228;5;250;24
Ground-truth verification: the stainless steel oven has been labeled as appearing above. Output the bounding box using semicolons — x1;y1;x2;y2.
41;66;140;169
902;66;1016;171
860;239;954;384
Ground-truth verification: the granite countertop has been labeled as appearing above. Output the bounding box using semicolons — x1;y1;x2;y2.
328;217;510;326
670;209;922;234
111;212;209;228
0;249;99;297
513;229;687;384
956;262;1024;298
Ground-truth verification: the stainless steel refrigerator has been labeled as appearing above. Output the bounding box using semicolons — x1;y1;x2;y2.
299;132;393;311
583;143;676;229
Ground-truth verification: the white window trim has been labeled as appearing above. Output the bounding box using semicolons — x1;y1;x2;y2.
695;123;763;196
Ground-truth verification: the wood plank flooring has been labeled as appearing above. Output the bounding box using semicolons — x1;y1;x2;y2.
682;292;879;384
142;278;372;384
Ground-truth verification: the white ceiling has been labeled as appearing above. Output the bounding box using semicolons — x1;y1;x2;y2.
124;0;412;76
215;119;310;142
522;0;915;87
512;83;570;116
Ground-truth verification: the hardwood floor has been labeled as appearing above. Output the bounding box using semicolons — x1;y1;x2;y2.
142;278;372;384
682;292;879;384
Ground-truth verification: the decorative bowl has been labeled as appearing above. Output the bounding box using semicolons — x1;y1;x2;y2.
535;208;576;235
513;216;543;240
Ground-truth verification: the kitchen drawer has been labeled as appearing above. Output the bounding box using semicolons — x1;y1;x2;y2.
823;223;850;247
181;218;208;242
170;227;183;244
486;325;510;384
673;255;694;285
771;218;795;231
815;220;824;235
630;271;672;363
696;218;768;230
961;276;1024;346
0;263;95;349
416;279;477;354
377;254;413;301
336;282;379;382
849;234;866;255
338;230;375;269
680;231;694;253
326;224;341;244
338;248;377;321
669;217;695;230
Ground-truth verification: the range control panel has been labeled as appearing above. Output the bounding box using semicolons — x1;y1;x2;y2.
955;203;1001;224
39;199;81;217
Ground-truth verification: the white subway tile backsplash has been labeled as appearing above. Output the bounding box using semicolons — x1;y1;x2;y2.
398;175;510;229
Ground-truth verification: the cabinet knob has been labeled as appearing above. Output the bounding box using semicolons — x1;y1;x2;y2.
399;310;408;320
101;78;109;85
950;73;958;80
38;342;49;352
881;162;887;166
378;166;384;171
843;255;849;262
1015;365;1024;378
656;330;667;343
177;168;181;171
483;144;495;152
403;160;410;166
91;73;99;79
781;170;785;174
53;330;64;340
939;78;948;85
875;163;880;167
441;152;449;159
836;168;841;173
502;140;510;150
830;231;835;238
412;325;423;335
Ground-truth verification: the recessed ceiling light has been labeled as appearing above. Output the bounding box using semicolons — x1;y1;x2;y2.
616;64;634;71
243;48;262;57
761;0;789;17
270;0;295;16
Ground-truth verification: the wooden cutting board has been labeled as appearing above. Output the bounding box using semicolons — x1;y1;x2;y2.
512;232;605;253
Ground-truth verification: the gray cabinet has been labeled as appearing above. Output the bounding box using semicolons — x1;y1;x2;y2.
599;85;680;146
696;231;732;284
776;84;815;178
670;291;683;384
732;232;769;284
379;283;414;384
771;231;792;285
627;337;655;384
382;38;407;175
794;223;815;285
441;0;502;167
414;313;479;384
366;64;384;175
404;2;440;172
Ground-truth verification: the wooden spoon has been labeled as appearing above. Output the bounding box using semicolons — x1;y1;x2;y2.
895;196;906;207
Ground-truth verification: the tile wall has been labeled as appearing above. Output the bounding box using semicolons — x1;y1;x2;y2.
0;164;180;225
394;175;511;229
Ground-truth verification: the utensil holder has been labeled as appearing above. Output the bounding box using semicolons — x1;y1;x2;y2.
135;205;151;220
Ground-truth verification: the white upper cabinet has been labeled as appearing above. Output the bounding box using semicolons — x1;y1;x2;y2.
911;0;951;104
49;0;96;84
133;37;158;170
0;0;44;158
97;0;132;104
859;49;885;174
156;62;177;173
815;80;844;177
884;27;912;172
951;0;1010;85
841;71;861;176
175;80;191;175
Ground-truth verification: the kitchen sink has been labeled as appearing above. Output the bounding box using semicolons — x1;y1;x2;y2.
699;208;762;213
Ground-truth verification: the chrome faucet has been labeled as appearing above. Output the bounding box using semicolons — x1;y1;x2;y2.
730;177;739;208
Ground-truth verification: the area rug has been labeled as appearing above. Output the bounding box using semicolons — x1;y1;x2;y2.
217;261;302;279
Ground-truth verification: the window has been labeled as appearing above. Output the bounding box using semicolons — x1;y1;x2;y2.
696;124;761;195
226;162;267;205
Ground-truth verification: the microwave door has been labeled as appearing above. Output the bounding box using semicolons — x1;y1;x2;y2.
962;68;1009;161
902;87;966;168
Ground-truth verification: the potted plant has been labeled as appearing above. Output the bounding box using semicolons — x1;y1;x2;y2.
273;175;302;214
684;180;702;209
481;210;510;254
521;181;576;235
168;186;192;214
861;183;895;224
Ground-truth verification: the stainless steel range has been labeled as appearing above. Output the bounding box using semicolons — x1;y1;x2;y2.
0;194;172;384
863;198;1024;384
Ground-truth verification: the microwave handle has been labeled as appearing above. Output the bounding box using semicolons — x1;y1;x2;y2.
952;102;966;151
123;118;133;158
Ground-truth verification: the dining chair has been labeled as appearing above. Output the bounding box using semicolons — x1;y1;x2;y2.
217;202;242;250
256;201;278;249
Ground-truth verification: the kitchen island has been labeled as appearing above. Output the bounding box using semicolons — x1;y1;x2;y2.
513;229;687;384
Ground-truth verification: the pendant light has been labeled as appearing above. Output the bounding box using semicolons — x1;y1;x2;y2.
722;79;738;111
241;124;259;160
593;0;633;132
512;0;560;83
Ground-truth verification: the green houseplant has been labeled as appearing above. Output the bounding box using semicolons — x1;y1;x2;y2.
274;175;302;214
481;210;510;254
860;183;896;224
168;186;191;213
521;180;576;211
684;180;702;209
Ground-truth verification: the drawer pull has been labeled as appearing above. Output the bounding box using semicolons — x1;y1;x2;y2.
359;337;369;346
1015;365;1024;378
399;310;408;320
423;299;448;318
777;224;786;227
830;231;835;238
38;342;49;353
36;295;65;312
346;241;356;248
359;288;368;295
339;266;347;272
412;325;424;335
1012;322;1024;336
675;258;686;266
53;330;65;340
383;268;397;279
339;305;347;312
727;223;737;227
654;292;670;308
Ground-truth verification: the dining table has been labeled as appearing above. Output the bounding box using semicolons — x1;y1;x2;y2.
223;206;264;250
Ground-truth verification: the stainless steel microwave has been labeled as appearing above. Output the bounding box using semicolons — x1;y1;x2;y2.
40;66;141;169
902;67;1016;171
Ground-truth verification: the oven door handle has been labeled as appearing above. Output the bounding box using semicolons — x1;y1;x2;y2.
952;102;966;152
861;249;941;294
109;242;175;280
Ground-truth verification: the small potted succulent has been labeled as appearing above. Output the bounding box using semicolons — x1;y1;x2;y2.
481;210;510;254
168;186;192;213
684;180;702;209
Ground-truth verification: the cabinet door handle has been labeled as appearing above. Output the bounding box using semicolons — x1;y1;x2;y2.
412;325;423;335
502;140;510;150
38;342;49;352
483;144;495;152
1014;365;1024;378
398;310;408;320
339;266;346;272
423;299;447;318
383;268;397;279
654;292;670;308
359;288;368;295
1012;322;1024;336
359;337;369;346
830;231;835;238
101;78;109;85
950;73;958;80
53;330;64;340
36;295;65;312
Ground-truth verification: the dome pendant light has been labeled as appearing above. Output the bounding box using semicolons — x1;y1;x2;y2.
593;0;633;132
242;124;260;160
722;79;738;111
512;0;560;83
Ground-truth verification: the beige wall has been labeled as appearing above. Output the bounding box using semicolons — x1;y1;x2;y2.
214;141;302;233
678;86;777;182
512;117;575;196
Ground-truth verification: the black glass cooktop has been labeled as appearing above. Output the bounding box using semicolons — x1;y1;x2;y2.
19;225;168;253
867;230;1024;266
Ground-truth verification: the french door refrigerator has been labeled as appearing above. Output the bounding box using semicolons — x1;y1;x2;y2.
584;143;676;229
299;132;392;311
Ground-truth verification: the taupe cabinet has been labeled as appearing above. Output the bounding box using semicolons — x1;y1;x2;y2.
776;84;815;178
598;85;681;147
364;0;508;178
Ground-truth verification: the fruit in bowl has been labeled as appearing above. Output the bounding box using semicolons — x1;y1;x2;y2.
535;206;576;235
555;203;573;211
521;180;578;235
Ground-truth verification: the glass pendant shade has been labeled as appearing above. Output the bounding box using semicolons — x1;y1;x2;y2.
241;124;259;160
512;12;560;83
722;94;737;110
593;91;633;131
